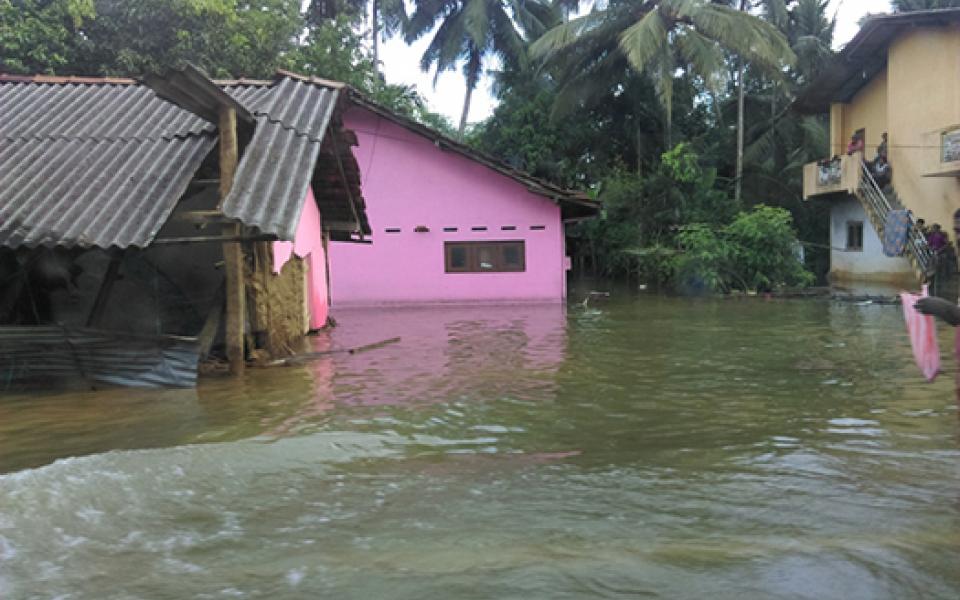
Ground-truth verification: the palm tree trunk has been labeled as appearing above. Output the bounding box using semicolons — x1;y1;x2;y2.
736;59;744;204
636;125;643;174
458;48;481;140
735;0;747;205
371;0;380;73
458;84;475;140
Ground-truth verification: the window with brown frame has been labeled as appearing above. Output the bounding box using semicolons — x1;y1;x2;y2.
444;241;525;273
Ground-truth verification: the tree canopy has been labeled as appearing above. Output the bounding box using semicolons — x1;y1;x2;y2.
1;0;853;292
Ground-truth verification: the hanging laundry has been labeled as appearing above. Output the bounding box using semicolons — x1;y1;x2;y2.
883;210;912;257
900;285;940;382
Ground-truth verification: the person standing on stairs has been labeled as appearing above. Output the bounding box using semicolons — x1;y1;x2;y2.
927;224;949;254
877;132;888;161
873;155;892;189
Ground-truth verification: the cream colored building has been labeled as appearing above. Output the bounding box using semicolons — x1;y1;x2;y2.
797;9;960;285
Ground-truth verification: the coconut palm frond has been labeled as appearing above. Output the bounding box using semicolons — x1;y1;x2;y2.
617;9;669;73
462;0;489;50
675;28;725;94
405;0;449;42
760;0;789;29
529;9;612;60
688;3;795;72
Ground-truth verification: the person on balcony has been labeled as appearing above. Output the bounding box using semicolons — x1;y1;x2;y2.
846;132;865;156
877;132;888;161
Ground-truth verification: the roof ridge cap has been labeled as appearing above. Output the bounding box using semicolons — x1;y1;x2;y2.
0;73;138;85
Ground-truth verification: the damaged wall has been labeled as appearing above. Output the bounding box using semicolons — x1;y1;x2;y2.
248;243;310;359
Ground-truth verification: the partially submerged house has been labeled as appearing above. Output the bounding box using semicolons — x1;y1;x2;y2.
796;9;960;285
328;90;599;306
0;67;370;387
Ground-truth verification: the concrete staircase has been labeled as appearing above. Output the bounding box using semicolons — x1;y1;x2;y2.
853;160;935;282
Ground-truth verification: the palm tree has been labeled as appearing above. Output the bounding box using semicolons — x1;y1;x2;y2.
743;0;834;198
404;0;554;138
530;0;795;171
370;0;407;72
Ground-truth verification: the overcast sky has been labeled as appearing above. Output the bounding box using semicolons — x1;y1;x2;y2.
378;0;892;126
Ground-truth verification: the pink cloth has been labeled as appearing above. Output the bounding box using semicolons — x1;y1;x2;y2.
273;188;329;329
900;285;940;382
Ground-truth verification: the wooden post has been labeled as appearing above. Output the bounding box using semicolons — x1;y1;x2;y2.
85;251;122;327
322;231;332;307
219;107;244;375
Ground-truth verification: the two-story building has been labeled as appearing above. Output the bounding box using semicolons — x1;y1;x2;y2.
796;8;960;285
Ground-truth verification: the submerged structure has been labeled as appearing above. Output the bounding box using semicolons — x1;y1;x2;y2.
328;94;599;307
0;67;370;387
796;9;960;285
0;66;596;388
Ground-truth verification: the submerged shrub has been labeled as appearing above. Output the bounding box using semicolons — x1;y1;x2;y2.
675;206;813;293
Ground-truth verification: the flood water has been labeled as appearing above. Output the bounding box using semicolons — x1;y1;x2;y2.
1;294;959;598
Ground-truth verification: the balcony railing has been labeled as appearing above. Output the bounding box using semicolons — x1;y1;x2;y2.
802;152;860;199
923;125;960;177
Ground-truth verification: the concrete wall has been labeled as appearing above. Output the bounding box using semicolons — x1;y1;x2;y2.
886;26;960;234
329;107;566;306
826;25;960;282
839;68;888;158
829;196;914;283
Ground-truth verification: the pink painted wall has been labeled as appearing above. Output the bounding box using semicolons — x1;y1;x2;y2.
329;107;567;306
273;186;328;329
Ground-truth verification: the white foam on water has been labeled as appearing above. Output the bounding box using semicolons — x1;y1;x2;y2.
286;567;307;587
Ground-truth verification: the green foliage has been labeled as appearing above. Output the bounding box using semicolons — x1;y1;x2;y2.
0;0;453;134
0;0;94;74
284;15;377;86
404;0;554;134
530;0;796;142
675;206;813;293
675;224;732;293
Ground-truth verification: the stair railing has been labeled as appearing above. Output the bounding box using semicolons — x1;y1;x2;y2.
857;159;935;277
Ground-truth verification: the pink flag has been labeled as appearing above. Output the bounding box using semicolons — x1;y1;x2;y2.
900;285;940;382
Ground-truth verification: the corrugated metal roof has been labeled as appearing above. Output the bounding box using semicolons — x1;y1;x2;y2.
795;8;960;113
0;81;210;141
0;69;370;248
142;65;253;127
0;79;217;249
220;79;342;239
0;136;215;247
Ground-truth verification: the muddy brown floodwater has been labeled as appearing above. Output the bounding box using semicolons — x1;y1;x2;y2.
1;294;959;599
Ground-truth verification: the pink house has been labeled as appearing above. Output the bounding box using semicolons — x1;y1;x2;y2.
329;101;598;307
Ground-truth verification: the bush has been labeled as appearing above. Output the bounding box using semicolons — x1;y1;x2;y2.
675;206;813;293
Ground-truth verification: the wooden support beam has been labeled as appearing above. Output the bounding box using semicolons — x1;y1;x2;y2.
187;178;221;188
169;210;235;225
152;234;275;245
330;131;363;239
322;231;332;308
219;107;245;376
322;220;363;231
85;252;123;327
198;286;224;359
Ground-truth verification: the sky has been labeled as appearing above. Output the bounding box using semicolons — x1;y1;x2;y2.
378;0;892;126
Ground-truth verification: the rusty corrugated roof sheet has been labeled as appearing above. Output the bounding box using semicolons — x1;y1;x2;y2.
0;79;216;248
